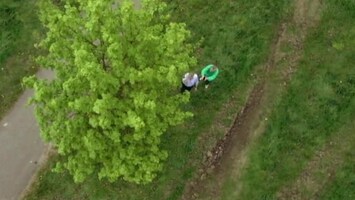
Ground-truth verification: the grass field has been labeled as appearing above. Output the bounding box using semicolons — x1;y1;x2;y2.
320;147;355;200
237;0;355;199
24;0;291;199
0;0;41;119
280;119;355;200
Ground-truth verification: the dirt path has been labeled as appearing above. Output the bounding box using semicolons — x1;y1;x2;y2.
182;0;322;199
0;70;53;200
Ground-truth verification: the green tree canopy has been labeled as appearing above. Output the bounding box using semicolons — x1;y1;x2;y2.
25;0;196;184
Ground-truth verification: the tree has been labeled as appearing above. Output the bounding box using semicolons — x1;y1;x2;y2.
25;0;196;184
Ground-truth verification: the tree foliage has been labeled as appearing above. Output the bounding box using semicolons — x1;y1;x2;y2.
25;0;196;184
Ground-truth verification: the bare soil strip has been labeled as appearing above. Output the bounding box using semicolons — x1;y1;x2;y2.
182;0;322;199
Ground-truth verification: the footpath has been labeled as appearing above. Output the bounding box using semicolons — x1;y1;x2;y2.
0;69;53;200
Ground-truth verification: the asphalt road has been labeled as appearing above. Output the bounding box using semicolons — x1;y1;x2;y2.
0;69;53;200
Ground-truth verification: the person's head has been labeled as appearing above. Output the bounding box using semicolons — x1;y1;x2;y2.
211;65;218;71
187;73;194;80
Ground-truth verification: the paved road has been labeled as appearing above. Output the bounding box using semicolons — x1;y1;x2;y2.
0;69;53;200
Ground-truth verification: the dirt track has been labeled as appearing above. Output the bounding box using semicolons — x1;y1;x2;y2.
182;0;322;199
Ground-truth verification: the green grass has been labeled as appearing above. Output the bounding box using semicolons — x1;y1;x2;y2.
320;151;355;200
237;0;355;199
291;119;355;200
0;0;41;118
24;0;290;199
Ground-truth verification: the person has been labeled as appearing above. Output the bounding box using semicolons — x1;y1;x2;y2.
200;64;219;88
180;72;199;93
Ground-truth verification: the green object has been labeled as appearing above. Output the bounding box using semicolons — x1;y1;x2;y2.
201;64;219;81
24;0;196;184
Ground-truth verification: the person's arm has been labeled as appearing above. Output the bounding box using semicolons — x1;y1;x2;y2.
207;69;219;81
182;73;188;82
201;64;213;76
194;74;199;87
